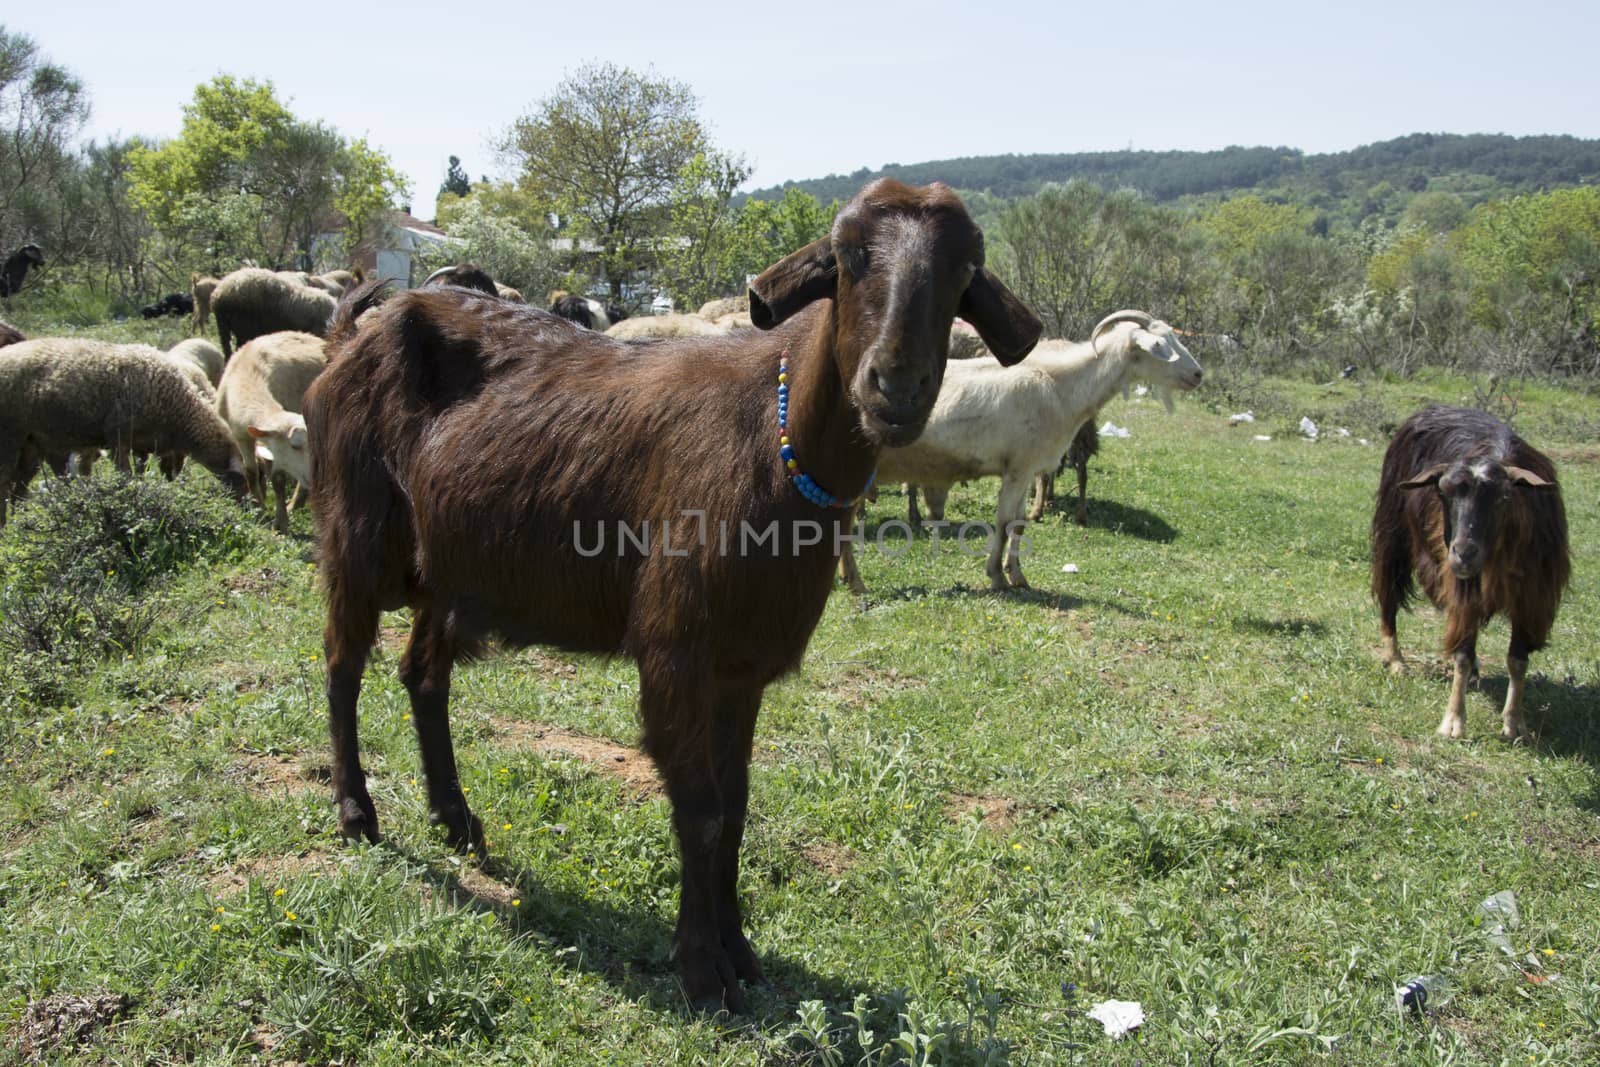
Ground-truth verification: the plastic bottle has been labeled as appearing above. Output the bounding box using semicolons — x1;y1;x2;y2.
1396;974;1453;1014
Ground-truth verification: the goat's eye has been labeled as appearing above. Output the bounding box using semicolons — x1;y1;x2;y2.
839;245;868;279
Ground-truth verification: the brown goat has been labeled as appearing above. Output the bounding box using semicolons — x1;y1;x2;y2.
1371;405;1569;741
306;180;1041;1012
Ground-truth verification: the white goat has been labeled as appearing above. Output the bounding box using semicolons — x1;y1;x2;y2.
841;310;1204;593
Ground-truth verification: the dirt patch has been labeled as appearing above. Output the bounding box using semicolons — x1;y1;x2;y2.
206;851;339;897
493;719;660;796
946;792;1019;833
228;753;327;797
1051;608;1096;643
453;866;520;907
821;663;927;707
800;840;858;877
224;567;281;595
1545;443;1600;466
16;992;131;1061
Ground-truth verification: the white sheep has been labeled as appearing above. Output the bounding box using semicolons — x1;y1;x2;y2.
214;330;326;533
0;338;245;522
166;338;224;390
211;268;338;357
841;310;1204;593
697;295;747;320
605;313;728;340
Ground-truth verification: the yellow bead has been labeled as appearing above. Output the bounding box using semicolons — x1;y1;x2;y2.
787;460;798;470
777;373;787;383
780;436;789;445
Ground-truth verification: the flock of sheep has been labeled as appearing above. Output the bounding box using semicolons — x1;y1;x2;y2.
0;178;1573;1013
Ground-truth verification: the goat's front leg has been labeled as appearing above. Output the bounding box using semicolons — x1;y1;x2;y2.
641;664;746;1013
907;484;922;528
1437;643;1474;739
710;684;766;989
996;475;1032;589
399;607;483;852
1501;625;1534;743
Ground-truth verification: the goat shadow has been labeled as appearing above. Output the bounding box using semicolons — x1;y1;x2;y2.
1474;674;1600;772
1036;498;1179;544
377;839;893;1034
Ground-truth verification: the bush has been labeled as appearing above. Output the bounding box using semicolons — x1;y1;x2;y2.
0;471;255;704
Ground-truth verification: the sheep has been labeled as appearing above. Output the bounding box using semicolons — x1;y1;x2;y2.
191;273;220;334
166;338;225;390
1027;420;1100;524
1;244;44;298
421;263;500;297
305;179;1041;1012
211;268;338;358
0;320;23;348
0;338;245;523
1371;405;1570;742
550;293;612;331
605;312;729;340
495;284;525;304
697;295;747;320
216;331;326;533
714;311;754;332
840;310;1202;593
303;269;363;297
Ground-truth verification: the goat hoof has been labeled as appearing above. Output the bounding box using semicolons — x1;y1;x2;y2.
680;946;747;1015
433;808;486;855
1386;659;1405;676
722;929;766;984
1501;724;1533;745
1007;574;1031;591
337;796;380;844
1435;720;1465;740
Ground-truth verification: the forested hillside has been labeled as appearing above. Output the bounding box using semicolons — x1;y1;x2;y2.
745;134;1600;226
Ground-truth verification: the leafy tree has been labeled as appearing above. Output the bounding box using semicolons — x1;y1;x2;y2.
504;62;709;301
657;149;751;308
0;26;89;250
417;191;559;297
129;76;408;273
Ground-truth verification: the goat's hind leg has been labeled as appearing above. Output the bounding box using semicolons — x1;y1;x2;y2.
325;584;381;841
399;606;484;851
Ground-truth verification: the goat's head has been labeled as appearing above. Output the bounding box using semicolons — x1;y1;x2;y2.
248;413;311;487
1399;458;1555;579
748;180;1041;446
1091;311;1205;410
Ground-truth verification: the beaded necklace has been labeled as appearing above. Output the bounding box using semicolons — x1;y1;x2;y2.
777;352;875;509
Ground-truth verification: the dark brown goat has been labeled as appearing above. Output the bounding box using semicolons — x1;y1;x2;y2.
306;180;1042;1011
1371;405;1569;741
1;244;44;298
420;262;500;296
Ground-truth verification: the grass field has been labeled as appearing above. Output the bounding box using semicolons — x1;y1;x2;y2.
1;329;1597;1064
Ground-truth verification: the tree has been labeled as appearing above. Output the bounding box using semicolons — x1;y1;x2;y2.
657;149;751;309
420;186;560;297
0;26;90;249
440;155;471;200
129;76;408;273
504;62;709;301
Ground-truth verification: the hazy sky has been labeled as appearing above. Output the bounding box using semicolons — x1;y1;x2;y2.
12;0;1598;214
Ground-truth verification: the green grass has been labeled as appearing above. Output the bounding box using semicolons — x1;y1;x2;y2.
1;346;1597;1064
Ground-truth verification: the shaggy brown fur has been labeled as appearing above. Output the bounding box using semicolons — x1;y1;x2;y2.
1371;405;1569;740
306;180;1040;1012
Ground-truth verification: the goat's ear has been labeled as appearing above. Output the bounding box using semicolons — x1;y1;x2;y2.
749;237;837;329
959;268;1043;366
1506;466;1556;489
1397;464;1449;490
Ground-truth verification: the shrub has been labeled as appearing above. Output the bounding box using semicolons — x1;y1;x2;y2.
0;471;254;704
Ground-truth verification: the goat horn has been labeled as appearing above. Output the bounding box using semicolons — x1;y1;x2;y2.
421;265;458;286
1090;310;1157;355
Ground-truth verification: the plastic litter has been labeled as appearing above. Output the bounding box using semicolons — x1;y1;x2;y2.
1087;999;1144;1039
1335;427;1351;438
1252;434;1272;442
1061;563;1079;574
1134;384;1149;397
1299;416;1319;439
1228;411;1255;425
1396;974;1453;1015
1099;421;1131;439
1479;890;1520;958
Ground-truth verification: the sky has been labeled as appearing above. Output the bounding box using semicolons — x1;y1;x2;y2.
11;0;1600;216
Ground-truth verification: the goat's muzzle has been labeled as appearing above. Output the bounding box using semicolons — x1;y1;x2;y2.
1448;544;1484;580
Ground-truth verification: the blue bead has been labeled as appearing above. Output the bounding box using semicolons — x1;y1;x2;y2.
780;446;794;461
